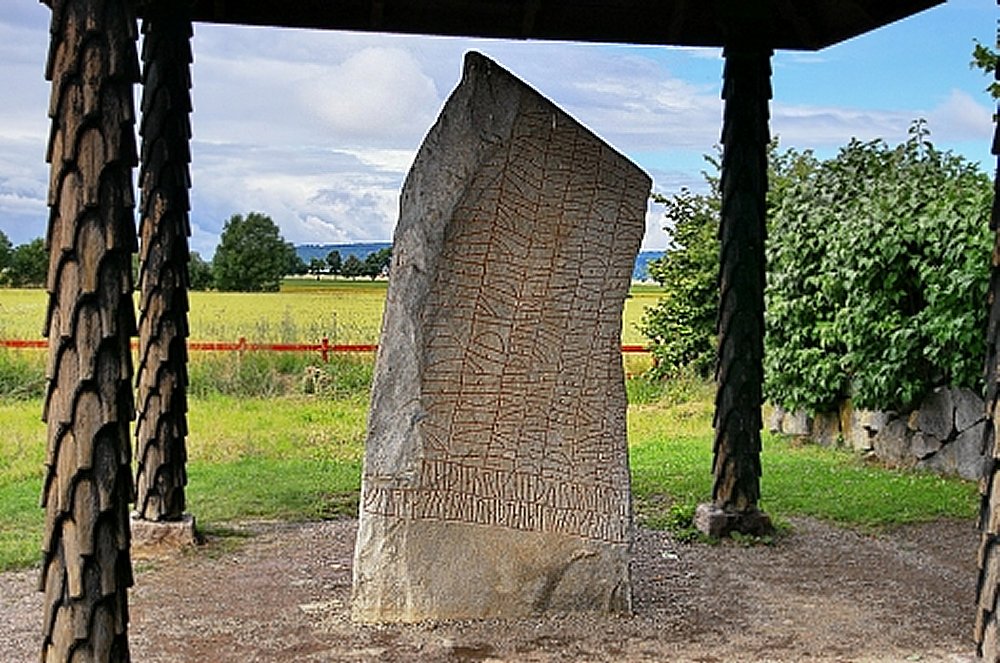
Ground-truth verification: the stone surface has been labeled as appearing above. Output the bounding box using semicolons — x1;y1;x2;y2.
954;421;988;481
782;410;812;436
858;409;891;435
767;405;785;434
918;388;955;441
953;387;986;433
693;503;773;539
910;432;943;460
812;411;841;447
872;418;913;466
352;52;649;623
130;513;198;558
843;403;873;452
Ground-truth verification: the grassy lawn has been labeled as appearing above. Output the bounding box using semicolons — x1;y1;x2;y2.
0;380;979;571
626;382;978;529
0;282;979;572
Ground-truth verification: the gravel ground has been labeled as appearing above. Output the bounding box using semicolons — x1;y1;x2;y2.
0;517;981;662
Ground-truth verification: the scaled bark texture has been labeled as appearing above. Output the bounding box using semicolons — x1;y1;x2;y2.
39;0;139;660
134;4;193;522
711;46;771;513
974;36;1000;661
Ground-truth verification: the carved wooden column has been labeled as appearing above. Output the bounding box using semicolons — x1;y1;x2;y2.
39;0;139;659
133;2;194;525
694;45;774;538
974;28;1000;659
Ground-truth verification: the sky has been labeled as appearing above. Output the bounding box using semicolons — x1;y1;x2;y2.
0;1;994;256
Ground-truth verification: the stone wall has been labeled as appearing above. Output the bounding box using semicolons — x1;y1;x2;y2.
769;387;988;481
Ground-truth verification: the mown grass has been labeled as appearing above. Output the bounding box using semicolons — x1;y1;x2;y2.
0;374;980;571
627;378;978;530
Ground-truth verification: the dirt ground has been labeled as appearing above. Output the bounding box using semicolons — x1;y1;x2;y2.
0;517;982;662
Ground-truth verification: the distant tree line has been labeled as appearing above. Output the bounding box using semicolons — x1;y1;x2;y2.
0;211;392;293
307;246;391;281
0;233;48;287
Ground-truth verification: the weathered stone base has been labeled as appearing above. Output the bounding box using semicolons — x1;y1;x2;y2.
694;503;773;538
130;512;199;558
351;517;631;623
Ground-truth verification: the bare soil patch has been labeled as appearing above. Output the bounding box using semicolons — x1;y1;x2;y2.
0;517;979;661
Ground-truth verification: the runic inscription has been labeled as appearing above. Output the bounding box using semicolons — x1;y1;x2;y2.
361;103;644;544
352;52;650;622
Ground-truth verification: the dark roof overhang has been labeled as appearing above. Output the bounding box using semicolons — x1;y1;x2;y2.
178;0;944;50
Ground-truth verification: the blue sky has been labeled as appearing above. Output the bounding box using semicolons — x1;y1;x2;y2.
0;1;993;254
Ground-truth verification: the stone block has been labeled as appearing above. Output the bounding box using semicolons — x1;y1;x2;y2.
858;409;891;435
917;388;955;441
872;418;913;467
812;411;841;447
954;387;986;433
955;421;988;481
130;513;198;558
351;52;649;623
782;410;812;437
844;404;873;452
767;405;785;434
694;503;773;539
910;432;943;460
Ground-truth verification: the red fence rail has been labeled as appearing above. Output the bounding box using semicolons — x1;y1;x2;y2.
1;338;650;361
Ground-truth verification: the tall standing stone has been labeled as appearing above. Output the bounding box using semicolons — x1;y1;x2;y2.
352;52;649;622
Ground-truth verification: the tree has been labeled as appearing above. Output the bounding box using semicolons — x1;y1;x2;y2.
971;39;999;100
341;254;364;279
362;247;392;280
640;187;719;378
7;238;48;287
641;124;992;414
326;249;342;276
0;230;12;275
188;251;213;290
288;252;308;276
212;212;296;291
308;258;326;280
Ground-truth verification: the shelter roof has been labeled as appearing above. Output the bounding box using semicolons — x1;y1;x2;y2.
180;0;943;50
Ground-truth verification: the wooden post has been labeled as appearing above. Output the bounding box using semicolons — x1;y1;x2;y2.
695;44;774;538
974;25;1000;658
39;0;139;659
134;2;194;523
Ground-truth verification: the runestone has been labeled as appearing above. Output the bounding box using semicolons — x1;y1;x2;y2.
351;52;650;622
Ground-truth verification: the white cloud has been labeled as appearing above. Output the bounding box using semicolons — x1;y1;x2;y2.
299;47;439;143
771;89;993;151
928;89;994;142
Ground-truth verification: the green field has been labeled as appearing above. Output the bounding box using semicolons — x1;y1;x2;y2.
0;280;980;571
0;278;657;345
0;278;659;376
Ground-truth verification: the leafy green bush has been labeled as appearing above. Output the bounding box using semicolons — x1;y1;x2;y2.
640;123;993;413
765;124;992;412
640;183;720;379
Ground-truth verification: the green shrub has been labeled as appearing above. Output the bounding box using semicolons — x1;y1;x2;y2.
640;123;992;413
765;123;992;412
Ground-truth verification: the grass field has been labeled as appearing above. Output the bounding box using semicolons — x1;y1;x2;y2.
0;278;658;345
0;280;981;571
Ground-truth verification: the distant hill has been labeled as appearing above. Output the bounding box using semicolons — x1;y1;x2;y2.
296;243;663;281
633;250;663;282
